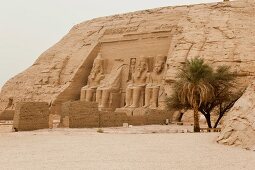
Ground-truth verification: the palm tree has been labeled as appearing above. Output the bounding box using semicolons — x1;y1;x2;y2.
174;58;215;132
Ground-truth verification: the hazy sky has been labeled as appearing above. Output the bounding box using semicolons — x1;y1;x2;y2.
0;0;221;88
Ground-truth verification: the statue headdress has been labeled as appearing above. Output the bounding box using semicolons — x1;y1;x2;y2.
91;53;104;74
156;54;167;65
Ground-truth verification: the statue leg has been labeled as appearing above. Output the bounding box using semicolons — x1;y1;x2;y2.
143;88;151;108
85;89;94;102
150;87;160;109
80;89;86;101
101;89;110;108
130;87;142;108
96;89;102;106
124;88;132;107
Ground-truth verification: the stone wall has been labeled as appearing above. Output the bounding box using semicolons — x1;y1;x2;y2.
13;102;49;131
69;111;172;128
69;111;129;128
0;110;14;120
61;101;98;128
62;101;172;128
100;112;128;127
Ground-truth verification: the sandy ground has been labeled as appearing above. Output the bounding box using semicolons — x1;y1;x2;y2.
0;125;254;170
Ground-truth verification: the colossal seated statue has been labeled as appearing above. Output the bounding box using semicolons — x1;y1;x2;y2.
80;53;105;102
96;62;125;109
124;56;149;108
144;55;167;109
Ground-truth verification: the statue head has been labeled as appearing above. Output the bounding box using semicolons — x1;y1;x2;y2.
136;56;148;72
130;58;136;66
153;55;167;73
92;53;104;74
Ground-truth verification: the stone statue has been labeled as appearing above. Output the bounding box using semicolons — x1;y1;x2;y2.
128;58;136;81
124;56;149;108
96;62;125;108
144;55;167;109
80;53;105;102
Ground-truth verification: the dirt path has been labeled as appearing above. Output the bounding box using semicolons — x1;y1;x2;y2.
0;126;254;170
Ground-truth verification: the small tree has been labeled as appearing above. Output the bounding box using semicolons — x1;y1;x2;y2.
199;66;244;128
168;59;243;129
172;58;215;132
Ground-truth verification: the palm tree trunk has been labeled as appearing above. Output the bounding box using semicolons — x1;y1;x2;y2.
193;103;200;132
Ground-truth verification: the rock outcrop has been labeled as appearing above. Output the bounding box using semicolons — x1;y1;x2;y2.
0;0;254;114
217;81;255;150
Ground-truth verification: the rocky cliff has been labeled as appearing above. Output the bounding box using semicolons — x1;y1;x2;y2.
0;0;254;114
218;81;255;150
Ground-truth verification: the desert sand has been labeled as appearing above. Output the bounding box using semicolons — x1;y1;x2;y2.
0;125;254;170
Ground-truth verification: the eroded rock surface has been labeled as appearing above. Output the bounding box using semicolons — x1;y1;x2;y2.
0;0;254;114
217;81;255;150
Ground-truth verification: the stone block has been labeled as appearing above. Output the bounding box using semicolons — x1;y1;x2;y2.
128;109;173;125
0;110;15;120
115;108;135;116
100;112;128;127
62;116;69;128
132;108;147;116
49;114;60;128
61;101;98;127
13;102;49;131
123;123;129;128
69;111;100;128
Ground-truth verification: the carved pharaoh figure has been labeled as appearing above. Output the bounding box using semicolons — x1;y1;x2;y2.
80;53;105;102
124;56;149;108
144;55;167;109
96;62;125;108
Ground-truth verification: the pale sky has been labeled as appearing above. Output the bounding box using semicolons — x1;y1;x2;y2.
0;0;222;88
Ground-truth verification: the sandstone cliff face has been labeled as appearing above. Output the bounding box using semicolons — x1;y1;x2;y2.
0;0;254;113
165;0;255;84
218;81;255;150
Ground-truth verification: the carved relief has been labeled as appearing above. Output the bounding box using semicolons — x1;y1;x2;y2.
155;24;173;31
104;26;139;35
